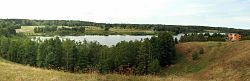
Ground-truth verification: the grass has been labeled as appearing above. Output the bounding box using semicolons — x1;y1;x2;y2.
85;26;103;31
84;26;155;35
15;26;35;33
0;58;192;81
15;26;44;35
204;30;220;33
16;26;156;35
171;41;250;80
110;27;154;33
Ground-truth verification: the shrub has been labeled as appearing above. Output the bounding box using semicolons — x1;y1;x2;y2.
192;52;200;60
147;59;161;74
199;48;204;54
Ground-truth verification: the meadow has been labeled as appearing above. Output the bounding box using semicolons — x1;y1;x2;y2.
16;26;155;36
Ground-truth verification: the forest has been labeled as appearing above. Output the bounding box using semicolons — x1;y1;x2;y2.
0;32;176;74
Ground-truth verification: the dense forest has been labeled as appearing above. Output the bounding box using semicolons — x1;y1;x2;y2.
0;32;176;74
1;19;250;36
0;20;19;36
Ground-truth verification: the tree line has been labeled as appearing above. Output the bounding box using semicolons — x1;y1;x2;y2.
0;21;18;36
0;32;176;75
34;26;85;36
241;36;250;40
179;33;225;42
1;19;250;36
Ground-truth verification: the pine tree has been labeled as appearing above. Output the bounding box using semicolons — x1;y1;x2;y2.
36;42;47;67
158;32;176;66
7;40;18;62
76;42;90;72
44;37;62;69
97;46;112;73
136;39;153;74
25;40;37;66
62;39;78;72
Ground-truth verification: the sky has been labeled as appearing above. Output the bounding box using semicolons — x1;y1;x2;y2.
0;0;249;29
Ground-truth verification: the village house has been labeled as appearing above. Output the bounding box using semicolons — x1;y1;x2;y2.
226;33;241;41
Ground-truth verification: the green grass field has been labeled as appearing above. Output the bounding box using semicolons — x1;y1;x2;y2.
15;26;45;35
15;26;155;35
15;26;36;33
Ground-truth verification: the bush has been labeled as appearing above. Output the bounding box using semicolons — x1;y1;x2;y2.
241;36;250;40
192;52;200;60
147;59;161;74
135;64;146;75
199;48;204;54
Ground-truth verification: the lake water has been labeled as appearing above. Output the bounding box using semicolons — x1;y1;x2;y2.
34;34;183;46
35;35;153;46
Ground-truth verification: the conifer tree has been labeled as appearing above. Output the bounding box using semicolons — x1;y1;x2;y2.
136;39;153;74
157;32;176;66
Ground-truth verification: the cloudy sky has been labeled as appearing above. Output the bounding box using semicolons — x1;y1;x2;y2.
0;0;249;29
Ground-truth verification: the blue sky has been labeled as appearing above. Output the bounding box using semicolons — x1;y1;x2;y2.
0;0;249;29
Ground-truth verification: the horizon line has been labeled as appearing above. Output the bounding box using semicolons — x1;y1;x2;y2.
0;18;247;30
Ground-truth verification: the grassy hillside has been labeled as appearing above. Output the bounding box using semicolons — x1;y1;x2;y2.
0;57;191;81
0;41;250;81
172;41;250;81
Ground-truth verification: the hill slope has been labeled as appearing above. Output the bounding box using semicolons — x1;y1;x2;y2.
0;41;250;81
0;58;189;81
173;41;250;81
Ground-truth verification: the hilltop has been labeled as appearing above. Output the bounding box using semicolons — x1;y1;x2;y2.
0;41;250;81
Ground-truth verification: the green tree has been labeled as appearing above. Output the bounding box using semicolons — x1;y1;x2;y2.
44;37;63;69
25;40;37;66
76;41;90;72
147;59;161;74
62;39;78;72
157;32;176;66
135;39;153;74
36;41;47;67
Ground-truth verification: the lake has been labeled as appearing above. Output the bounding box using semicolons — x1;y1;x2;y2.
34;34;183;46
35;35;152;46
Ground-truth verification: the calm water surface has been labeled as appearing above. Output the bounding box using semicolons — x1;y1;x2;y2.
35;34;183;46
35;35;153;46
